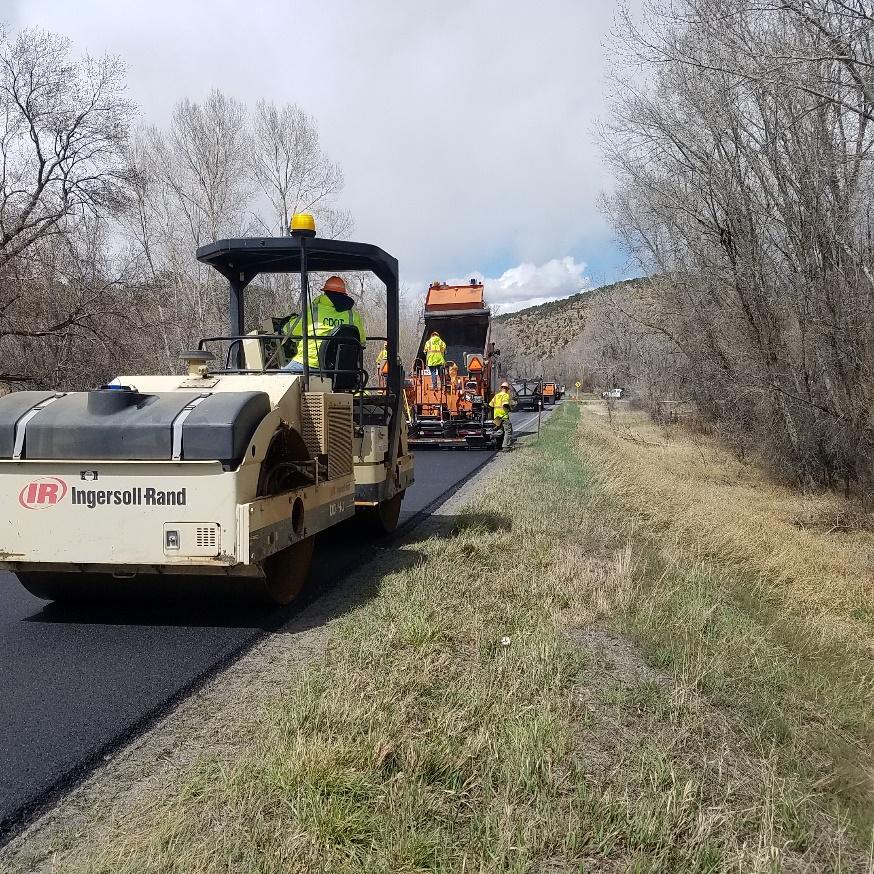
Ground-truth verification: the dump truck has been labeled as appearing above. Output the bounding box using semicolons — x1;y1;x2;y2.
0;214;413;604
542;381;557;406
510;378;543;412
406;279;501;448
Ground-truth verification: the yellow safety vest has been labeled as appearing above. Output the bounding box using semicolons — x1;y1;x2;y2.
490;390;511;420
285;294;365;370
376;346;389;377
424;336;446;367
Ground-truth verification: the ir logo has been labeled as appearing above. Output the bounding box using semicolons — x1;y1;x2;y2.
18;477;68;510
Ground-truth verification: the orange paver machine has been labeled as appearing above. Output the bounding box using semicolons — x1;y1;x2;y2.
406;279;501;448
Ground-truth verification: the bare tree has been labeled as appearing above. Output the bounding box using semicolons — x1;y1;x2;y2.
601;0;874;498
0;27;353;389
126;90;256;362
0;27;133;270
168;90;252;245
126;90;353;369
0;27;137;387
251;100;346;236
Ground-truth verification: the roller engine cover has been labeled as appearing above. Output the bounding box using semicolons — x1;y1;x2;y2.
0;390;271;465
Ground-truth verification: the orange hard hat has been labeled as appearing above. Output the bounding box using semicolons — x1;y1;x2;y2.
322;275;348;294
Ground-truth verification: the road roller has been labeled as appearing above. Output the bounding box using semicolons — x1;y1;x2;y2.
0;215;414;604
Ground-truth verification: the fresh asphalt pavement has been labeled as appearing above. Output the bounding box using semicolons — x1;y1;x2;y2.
0;406;552;839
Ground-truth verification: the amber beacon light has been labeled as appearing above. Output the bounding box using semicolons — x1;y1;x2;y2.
290;212;316;237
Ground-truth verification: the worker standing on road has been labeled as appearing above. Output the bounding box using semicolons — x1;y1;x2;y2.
424;330;447;391
376;340;389;387
282;275;365;372
490;381;514;451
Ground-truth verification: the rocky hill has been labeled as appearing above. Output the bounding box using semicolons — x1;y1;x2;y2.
490;278;642;384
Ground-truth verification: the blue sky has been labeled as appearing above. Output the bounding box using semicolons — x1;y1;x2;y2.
6;0;640;309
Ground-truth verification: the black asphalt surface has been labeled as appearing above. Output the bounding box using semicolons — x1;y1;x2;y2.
0;407;550;838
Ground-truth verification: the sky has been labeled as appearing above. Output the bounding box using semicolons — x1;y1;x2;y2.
3;0;638;310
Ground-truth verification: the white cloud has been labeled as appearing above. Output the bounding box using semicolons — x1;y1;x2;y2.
450;257;591;312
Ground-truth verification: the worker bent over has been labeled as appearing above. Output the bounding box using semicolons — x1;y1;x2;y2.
490;381;514;451
424;331;447;391
281;275;365;372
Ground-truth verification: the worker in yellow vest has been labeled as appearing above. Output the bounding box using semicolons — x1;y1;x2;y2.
282;275;365;372
423;331;447;390
376;341;389;387
489;381;514;451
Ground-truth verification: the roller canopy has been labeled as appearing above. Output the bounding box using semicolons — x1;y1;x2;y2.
196;236;399;287
195;233;404;479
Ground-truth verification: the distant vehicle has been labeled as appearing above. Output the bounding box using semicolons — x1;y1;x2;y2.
511;378;543;411
602;388;624;399
542;381;557;405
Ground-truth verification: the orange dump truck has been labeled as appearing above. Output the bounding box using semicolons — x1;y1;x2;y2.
542;381;557;405
406;279;501;448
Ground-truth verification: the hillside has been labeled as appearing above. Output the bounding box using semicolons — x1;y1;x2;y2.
490;277;643;384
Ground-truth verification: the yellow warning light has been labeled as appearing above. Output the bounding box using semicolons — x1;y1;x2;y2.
290;213;316;236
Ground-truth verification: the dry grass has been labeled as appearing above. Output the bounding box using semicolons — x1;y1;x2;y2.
59;403;874;873
577;403;874;851
588;406;872;615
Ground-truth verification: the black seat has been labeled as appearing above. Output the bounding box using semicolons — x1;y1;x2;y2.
318;325;365;392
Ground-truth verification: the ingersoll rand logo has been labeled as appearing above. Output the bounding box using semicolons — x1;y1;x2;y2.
17;478;187;510
18;477;68;510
